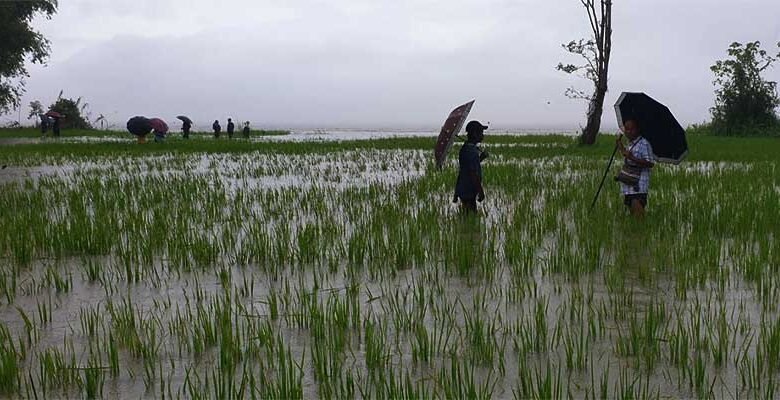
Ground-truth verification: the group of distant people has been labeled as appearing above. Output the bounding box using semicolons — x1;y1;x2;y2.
211;118;251;139
39;114;61;137
168;118;253;140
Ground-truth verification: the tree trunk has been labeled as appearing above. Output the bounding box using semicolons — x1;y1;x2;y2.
581;83;606;145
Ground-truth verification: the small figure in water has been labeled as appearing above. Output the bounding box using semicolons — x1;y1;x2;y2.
39;114;50;135
242;121;250;138
212;120;221;138
52;116;61;137
182;119;191;139
227;118;235;139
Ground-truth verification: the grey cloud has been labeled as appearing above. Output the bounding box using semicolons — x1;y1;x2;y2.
16;0;780;130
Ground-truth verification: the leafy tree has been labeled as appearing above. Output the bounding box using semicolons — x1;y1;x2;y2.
709;41;780;135
49;91;92;129
27;100;44;120
557;0;612;145
0;1;58;114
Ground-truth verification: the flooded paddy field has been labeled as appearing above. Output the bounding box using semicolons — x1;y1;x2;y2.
0;133;779;399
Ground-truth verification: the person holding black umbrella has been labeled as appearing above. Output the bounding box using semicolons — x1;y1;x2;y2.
591;92;688;212
616;119;655;217
182;119;191;138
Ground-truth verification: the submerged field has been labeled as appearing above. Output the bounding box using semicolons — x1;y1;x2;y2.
0;130;779;399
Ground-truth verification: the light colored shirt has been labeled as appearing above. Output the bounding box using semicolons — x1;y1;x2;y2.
620;136;654;195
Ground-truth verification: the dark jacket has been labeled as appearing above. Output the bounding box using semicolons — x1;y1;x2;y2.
455;142;482;199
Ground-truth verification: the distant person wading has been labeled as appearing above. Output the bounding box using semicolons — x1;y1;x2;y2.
52;116;61;137
227;118;235;139
213;120;221;138
182;120;191;138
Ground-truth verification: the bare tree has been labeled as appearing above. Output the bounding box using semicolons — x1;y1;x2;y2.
557;0;612;145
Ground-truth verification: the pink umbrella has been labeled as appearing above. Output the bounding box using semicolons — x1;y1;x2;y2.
149;118;169;134
45;111;63;118
434;100;474;170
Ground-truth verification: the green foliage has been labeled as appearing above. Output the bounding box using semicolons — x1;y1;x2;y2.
48;91;92;129
709;41;780;136
27;100;43;121
0;1;58;113
556;39;598;100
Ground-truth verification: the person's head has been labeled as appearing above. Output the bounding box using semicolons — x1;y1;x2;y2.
214;120;219;124
228;118;232;123
465;120;488;143
622;119;640;139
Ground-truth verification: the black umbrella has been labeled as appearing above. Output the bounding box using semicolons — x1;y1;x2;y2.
126;116;152;136
614;92;688;164
176;115;192;125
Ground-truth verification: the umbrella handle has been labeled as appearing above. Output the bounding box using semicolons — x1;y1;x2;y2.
590;142;620;210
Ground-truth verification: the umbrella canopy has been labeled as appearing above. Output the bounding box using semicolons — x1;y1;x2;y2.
149;118;169;134
126;116;152;136
435;100;474;170
45;111;63;118
176;115;192;125
614;92;688;164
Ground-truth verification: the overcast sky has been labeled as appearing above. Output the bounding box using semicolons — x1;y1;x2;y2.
8;0;780;131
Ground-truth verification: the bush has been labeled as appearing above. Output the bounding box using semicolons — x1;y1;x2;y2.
687;122;780;137
48;93;92;130
708;41;780;136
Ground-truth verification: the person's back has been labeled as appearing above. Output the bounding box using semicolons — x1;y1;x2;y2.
242;122;250;138
227;118;235;138
213;120;221;138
